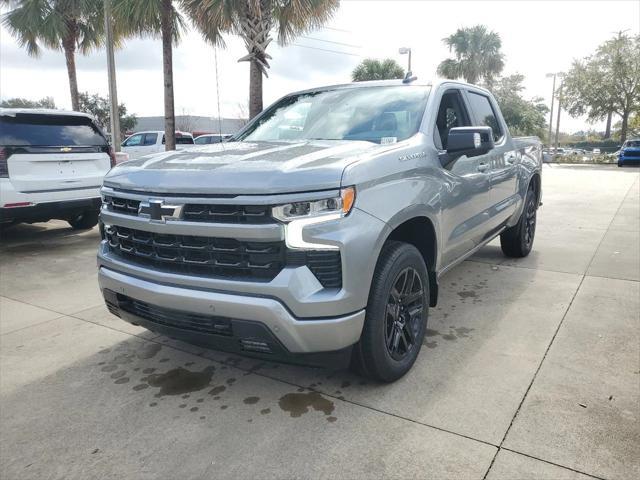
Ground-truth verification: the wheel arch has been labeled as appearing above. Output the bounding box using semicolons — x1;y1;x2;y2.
382;214;439;307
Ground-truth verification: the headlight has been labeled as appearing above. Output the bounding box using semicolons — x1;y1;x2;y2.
274;187;356;250
272;187;355;223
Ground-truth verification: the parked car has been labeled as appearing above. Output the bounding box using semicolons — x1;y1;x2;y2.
194;134;232;145
0;108;114;229
618;139;640;167
121;130;194;159
592;148;601;154
97;79;542;382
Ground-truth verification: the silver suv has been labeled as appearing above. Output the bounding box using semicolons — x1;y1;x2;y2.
97;79;542;381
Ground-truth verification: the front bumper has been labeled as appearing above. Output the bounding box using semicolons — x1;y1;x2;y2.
99;266;365;361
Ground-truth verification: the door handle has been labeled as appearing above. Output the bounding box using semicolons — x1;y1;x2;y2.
477;163;489;173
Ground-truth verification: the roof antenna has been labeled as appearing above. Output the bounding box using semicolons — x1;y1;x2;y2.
403;71;417;83
214;47;225;151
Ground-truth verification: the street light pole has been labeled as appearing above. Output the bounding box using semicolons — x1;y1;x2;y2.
554;80;563;152
546;73;556;147
104;0;120;151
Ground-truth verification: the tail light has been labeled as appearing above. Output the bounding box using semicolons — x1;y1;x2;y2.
108;147;117;168
0;147;9;178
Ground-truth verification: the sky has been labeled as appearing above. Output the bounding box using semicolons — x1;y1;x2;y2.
1;0;639;132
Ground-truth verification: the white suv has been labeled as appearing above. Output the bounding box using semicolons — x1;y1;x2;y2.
0;108;114;229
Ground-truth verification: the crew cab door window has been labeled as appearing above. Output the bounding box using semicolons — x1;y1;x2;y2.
434;90;471;150
143;133;158;145
466;92;503;142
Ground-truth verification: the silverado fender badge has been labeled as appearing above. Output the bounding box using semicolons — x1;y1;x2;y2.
398;151;426;162
138;199;183;222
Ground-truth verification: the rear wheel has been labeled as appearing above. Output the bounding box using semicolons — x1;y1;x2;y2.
68;210;99;230
352;241;429;382
500;183;537;257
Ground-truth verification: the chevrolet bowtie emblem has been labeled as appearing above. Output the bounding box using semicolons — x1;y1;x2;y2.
138;199;183;222
60;147;72;152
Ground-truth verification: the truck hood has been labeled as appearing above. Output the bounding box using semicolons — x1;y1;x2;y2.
105;140;377;195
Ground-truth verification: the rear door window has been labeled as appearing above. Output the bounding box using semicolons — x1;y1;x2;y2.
0;114;107;146
143;133;158;145
466;92;503;142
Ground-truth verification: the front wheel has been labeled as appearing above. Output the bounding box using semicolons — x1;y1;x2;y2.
500;184;537;257
68;210;99;230
352;241;429;382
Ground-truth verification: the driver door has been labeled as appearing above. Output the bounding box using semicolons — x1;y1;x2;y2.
435;89;493;268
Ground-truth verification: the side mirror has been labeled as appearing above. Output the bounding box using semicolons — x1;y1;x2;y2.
446;126;495;158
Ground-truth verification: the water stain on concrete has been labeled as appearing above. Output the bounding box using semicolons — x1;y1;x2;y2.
114;377;129;384
244;396;260;405
424;341;438;349
133;384;148;391
143;366;215;397
327;416;337;423
136;343;162;360
457;290;477;299
208;385;226;396
142;368;156;374
260;408;271;415
226;378;236;385
278;391;335;419
101;365;118;373
110;370;126;379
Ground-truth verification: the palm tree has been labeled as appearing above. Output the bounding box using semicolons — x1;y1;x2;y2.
437;25;504;86
183;0;339;119
2;0;105;111
112;0;184;150
352;58;404;82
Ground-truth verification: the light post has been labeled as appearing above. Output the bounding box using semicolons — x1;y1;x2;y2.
104;0;120;151
554;74;565;153
545;73;557;148
399;47;411;73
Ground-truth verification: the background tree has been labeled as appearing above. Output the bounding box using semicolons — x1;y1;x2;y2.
77;91;137;135
183;0;339;119
0;96;57;109
437;25;504;85
492;74;548;137
113;0;185;150
3;0;106;111
563;33;640;142
351;58;404;82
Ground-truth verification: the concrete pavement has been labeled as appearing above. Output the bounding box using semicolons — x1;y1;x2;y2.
1;164;638;479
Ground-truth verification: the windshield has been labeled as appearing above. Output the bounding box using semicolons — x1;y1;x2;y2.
238;85;430;144
624;140;640;148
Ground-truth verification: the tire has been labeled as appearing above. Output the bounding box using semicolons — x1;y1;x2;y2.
500;183;537;258
352;241;429;382
68;210;99;230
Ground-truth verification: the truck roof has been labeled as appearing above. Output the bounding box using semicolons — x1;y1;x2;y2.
285;78;491;98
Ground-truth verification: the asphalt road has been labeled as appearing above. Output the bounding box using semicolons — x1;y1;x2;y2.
1;164;638;480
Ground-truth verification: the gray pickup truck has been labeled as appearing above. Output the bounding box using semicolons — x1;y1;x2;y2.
97;79;542;382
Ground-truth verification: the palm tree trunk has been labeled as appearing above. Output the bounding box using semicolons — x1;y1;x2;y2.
249;60;263;119
160;0;176;151
604;111;612;139
62;35;79;111
620;109;629;143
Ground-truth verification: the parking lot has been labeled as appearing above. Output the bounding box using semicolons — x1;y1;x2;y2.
0;164;638;480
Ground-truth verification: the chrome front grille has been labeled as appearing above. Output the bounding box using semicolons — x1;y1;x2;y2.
103;194;274;224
